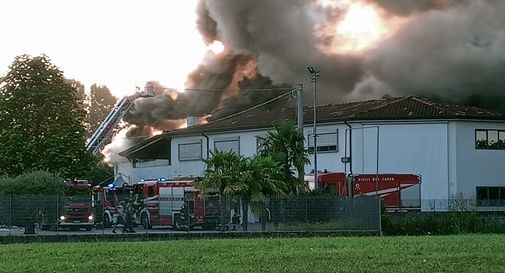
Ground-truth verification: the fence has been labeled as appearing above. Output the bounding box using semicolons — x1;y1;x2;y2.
0;194;381;235
414;199;505;212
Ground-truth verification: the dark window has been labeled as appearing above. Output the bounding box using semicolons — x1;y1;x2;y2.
178;141;202;161
476;186;505;207
308;131;338;153
214;137;240;154
475;129;505;150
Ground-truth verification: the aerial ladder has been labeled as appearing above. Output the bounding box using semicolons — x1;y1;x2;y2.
85;95;136;155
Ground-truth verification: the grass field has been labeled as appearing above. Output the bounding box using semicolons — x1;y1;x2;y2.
1;234;504;273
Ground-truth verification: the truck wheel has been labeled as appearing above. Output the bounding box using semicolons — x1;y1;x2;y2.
103;214;111;228
203;223;216;230
141;213;152;229
174;214;183;230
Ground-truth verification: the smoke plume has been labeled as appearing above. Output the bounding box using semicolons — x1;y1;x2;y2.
105;0;505;162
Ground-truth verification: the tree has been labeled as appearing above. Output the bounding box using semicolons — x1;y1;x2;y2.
88;84;117;137
198;150;286;230
198;150;248;196
259;121;309;194
85;155;114;185
0;54;94;178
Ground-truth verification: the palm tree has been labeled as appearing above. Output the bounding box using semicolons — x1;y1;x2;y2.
198;150;286;230
241;155;287;230
198;150;248;196
198;150;248;229
259;121;309;194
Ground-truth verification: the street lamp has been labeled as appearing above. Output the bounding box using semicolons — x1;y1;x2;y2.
307;66;321;189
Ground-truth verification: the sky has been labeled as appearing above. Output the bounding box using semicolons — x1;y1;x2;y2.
0;0;208;98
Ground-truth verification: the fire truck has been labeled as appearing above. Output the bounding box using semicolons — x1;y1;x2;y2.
138;178;220;230
94;178;220;230
316;172;421;211
57;180;95;231
93;182;141;228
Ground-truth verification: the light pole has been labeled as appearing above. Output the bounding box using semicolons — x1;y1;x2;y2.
307;66;321;189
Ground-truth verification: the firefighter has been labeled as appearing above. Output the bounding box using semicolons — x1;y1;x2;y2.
122;199;135;233
111;201;125;234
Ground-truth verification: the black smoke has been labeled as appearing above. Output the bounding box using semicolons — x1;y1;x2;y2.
127;0;505;138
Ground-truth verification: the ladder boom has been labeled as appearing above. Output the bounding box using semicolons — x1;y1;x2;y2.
86;96;135;155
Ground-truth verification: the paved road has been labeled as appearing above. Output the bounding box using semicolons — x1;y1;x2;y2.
0;226;221;236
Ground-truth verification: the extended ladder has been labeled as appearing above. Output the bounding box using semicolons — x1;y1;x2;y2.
85;96;135;155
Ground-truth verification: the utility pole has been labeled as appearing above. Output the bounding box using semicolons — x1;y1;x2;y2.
296;84;303;132
307;67;321;189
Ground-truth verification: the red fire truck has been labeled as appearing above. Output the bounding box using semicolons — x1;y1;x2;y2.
138;178;220;230
57;180;95;231
94;178;220;230
317;172;421;211
93;183;141;228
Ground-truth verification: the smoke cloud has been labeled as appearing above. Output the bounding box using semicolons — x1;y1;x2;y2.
105;0;505;162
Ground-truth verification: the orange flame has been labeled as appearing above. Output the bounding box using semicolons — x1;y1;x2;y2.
316;0;404;55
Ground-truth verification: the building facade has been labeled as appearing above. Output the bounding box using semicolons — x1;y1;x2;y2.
115;97;505;211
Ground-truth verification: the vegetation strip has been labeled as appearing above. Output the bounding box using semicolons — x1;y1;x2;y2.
1;235;504;273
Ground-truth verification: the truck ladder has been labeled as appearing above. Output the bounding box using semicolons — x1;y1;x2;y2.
85;96;135;155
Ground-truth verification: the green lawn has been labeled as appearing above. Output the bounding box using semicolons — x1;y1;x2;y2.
1;235;504;273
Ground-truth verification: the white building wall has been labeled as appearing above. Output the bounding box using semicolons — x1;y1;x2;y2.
303;124;347;174
352;122;449;210
116;160;170;184
170;136;207;178
454;121;505;198
116;119;505;211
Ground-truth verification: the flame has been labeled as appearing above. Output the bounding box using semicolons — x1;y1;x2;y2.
208;40;225;55
223;58;257;99
199;115;211;124
316;0;403;54
150;128;163;136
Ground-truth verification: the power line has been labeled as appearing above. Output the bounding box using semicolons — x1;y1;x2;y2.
205;88;295;125
103;87;295;141
183;87;293;93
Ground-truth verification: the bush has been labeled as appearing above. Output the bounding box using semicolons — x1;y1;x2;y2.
382;211;505;235
0;171;64;194
0;171;64;228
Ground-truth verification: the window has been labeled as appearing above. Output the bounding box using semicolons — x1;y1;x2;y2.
475;129;505;149
308;130;338;153
178;141;202;161
476;186;505;207
214;137;240;154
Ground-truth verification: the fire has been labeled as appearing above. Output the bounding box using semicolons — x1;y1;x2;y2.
316;0;402;54
223;58;257;99
208;40;225;55
336;3;385;52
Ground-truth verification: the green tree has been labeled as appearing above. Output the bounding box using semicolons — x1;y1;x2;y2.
259;121;309;194
66;79;86;103
198;150;286;230
198;150;248;196
85;155;114;185
88;84;117;137
0;54;94;178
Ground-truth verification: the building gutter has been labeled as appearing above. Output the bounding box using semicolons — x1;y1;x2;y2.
201;132;210;159
344;121;352;174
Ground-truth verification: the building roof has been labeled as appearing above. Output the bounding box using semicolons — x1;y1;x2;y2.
119;96;505;159
165;96;505;137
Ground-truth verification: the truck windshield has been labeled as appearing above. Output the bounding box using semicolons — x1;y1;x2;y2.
65;187;92;201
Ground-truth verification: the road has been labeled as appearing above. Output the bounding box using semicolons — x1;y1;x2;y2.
0;226;222;236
